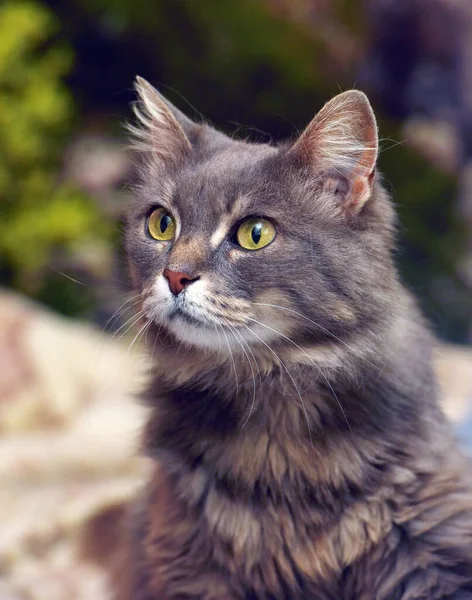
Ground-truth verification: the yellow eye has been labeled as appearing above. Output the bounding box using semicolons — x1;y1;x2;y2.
148;208;176;241
236;218;276;250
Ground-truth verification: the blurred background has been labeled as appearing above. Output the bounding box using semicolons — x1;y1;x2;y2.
1;1;472;599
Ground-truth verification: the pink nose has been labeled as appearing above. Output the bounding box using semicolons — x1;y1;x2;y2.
163;269;198;295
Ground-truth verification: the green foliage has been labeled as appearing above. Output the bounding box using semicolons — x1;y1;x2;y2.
0;1;109;313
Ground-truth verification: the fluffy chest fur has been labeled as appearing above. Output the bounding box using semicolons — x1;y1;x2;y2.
131;361;472;600
136;424;472;600
142;464;394;599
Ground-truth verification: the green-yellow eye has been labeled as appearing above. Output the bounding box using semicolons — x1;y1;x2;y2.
236;218;276;250
148;208;176;241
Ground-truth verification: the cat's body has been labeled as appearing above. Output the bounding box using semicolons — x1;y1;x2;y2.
122;78;472;599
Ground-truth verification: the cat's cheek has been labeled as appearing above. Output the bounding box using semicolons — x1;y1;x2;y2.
142;275;174;323
127;260;141;290
252;289;300;337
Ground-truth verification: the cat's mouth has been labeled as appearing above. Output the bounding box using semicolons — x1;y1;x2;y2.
161;303;248;350
168;306;208;327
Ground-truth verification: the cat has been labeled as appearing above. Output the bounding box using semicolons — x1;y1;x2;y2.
120;76;472;599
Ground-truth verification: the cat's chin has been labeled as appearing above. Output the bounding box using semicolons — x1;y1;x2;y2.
160;315;278;353
165;318;233;351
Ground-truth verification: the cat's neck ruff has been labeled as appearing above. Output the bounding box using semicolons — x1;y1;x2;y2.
144;309;436;510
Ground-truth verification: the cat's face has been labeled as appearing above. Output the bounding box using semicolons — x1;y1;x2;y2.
126;78;396;354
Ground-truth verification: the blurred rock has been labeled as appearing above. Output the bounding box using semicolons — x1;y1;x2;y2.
436;344;472;426
0;289;144;432
0;289;149;600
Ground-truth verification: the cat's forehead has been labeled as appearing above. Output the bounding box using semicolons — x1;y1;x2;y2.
170;142;279;219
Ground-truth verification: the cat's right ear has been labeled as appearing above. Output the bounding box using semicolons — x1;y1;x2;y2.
128;76;197;166
289;90;378;214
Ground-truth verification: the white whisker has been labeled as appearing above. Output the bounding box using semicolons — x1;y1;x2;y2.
253;302;383;374
220;324;239;396
226;323;257;429
127;318;152;354
148;321;160;373
112;310;145;342
243;325;314;450
103;294;141;332
248;317;351;433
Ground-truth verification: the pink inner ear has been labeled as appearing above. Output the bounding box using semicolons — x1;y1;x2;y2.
352;130;378;180
323;171;374;213
346;176;372;211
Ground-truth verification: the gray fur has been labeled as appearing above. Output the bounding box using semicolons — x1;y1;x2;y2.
120;78;472;600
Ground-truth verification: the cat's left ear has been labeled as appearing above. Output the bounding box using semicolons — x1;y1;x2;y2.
290;90;378;212
129;76;199;165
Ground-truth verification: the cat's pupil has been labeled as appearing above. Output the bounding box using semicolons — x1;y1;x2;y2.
160;215;171;233
251;223;262;245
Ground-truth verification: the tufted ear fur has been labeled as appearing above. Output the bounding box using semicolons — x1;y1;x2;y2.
128;76;196;166
291;90;378;212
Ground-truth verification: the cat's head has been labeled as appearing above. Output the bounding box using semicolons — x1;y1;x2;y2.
125;77;397;357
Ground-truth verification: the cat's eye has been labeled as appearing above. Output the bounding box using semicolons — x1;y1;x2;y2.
236;218;276;250
148;208;176;241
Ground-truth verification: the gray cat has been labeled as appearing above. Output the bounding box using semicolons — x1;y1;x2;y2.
120;76;472;599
